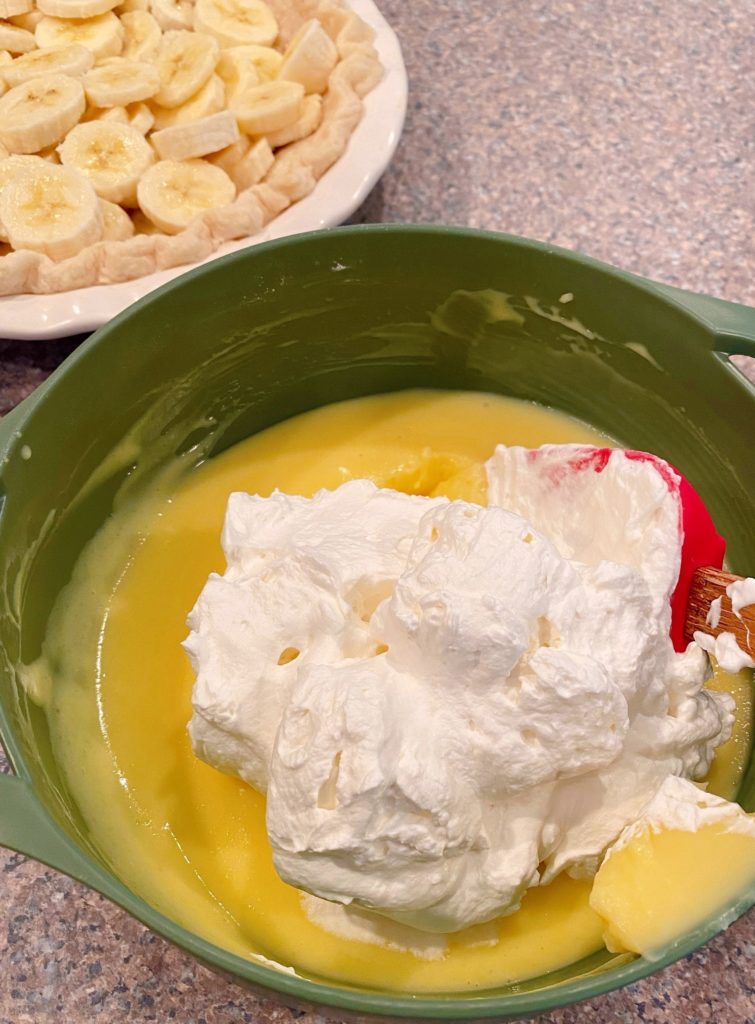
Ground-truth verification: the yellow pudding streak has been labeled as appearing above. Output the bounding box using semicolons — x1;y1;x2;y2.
45;390;752;993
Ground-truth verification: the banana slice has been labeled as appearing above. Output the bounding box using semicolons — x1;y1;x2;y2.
0;48;9;93
8;9;42;30
137;157;234;232
193;0;277;48
151;71;223;128
124;98;153;131
277;19;336;95
207;131;248;172
3;44;94;87
0;153;43;238
84;98;151;133
99;196;134;238
0;21;36;51
222;134;270;190
36;0;119;19
121;10;161;61
264;92;320;148
0;160;102;259
117;0;148;11
230;78;302;135
0;74;85;153
155;28;217;108
150;0;192;31
37;141;60;161
36;13;125;60
57;119;153;203
82;100;125;120
223;42;281;81
84;56;159;106
215;46;258;100
0;0;32;18
151;108;238;160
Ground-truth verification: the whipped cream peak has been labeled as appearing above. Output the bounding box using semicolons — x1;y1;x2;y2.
485;444;682;615
186;446;735;933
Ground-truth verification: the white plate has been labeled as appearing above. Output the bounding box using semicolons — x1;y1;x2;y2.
0;0;406;340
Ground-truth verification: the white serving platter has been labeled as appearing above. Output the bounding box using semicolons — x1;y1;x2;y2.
0;0;407;340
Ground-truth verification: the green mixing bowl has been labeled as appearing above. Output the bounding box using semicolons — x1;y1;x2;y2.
0;225;754;1020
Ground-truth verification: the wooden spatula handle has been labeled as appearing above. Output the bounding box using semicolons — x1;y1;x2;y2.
684;566;755;661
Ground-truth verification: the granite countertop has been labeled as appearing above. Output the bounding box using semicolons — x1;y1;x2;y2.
1;1;754;1021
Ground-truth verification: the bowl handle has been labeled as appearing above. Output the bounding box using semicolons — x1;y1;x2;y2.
0;767;101;885
651;282;755;357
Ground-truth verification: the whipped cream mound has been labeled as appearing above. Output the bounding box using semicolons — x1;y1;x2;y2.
185;446;734;933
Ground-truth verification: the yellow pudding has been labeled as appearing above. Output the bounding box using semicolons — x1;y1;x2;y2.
45;389;753;993
591;821;755;957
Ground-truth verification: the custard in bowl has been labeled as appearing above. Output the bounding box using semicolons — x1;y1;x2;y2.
0;226;753;1018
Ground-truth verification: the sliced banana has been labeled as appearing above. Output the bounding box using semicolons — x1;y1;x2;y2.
150;71;223;128
83;100;124;120
215;46;259;101
96;100;152;132
117;0;149;10
58;119;153;203
99;196;134;238
0;153;44;238
124;98;153;131
84;56;159;106
277;19;336;95
155;28;217;108
137;156;234;232
193;0;276;48
0;0;32;18
225;42;281;81
151;107;238;160
120;10;161;61
230;78;302;135
36;0;119;19
96;102;127;119
36;13;125;60
207;131;248;172
0;49;8;93
0;160;102;259
3;44;94;87
0;73;85;153
150;0;192;31
222;134;270;190
0;20;36;51
37;141;60;160
9;9;41;28
264;91;320;148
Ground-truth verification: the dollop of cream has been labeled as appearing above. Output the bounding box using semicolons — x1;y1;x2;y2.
185;447;734;933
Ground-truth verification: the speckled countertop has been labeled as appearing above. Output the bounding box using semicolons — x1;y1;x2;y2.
1;1;754;1021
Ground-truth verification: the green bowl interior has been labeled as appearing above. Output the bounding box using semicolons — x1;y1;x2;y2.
0;226;753;1020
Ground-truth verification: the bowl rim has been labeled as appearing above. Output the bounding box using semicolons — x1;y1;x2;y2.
1;222;753;1020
